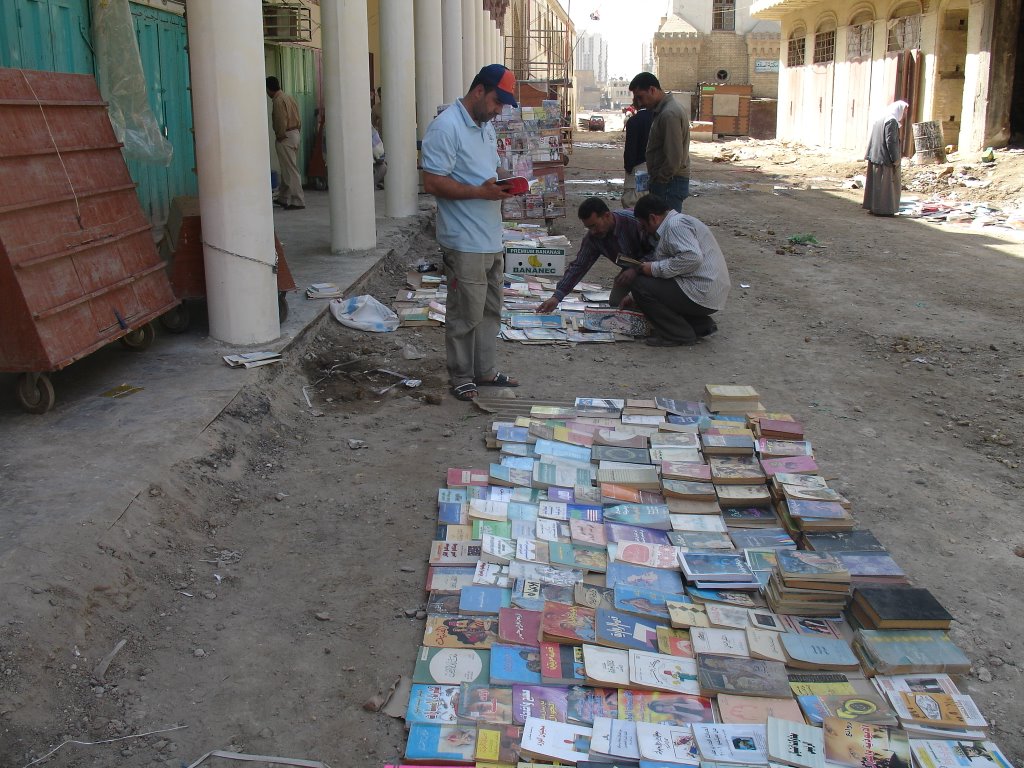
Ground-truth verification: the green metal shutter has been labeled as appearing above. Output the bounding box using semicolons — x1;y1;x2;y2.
266;44;320;183
126;3;197;233
0;0;93;74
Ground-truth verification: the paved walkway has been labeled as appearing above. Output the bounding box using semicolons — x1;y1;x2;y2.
0;189;433;567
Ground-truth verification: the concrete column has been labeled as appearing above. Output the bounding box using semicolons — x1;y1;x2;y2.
441;0;464;103
474;1;486;70
415;0;444;140
382;0;419;216
186;0;279;344
461;0;476;86
322;0;375;250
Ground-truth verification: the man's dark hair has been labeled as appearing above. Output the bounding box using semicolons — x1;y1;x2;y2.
633;193;670;220
577;197;610;220
468;74;497;96
266;76;281;92
628;72;661;92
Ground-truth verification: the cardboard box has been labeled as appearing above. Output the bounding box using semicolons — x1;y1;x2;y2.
504;244;567;277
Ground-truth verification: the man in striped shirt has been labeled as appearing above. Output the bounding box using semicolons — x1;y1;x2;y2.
626;194;731;347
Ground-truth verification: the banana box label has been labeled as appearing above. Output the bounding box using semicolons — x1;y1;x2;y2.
504;246;566;277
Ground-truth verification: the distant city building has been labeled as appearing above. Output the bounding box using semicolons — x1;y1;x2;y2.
575;31;609;84
653;0;781;99
604;77;631;109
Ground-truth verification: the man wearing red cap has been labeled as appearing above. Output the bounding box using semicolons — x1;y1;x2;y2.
421;65;520;402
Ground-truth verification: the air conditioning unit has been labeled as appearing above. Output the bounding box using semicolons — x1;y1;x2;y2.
263;2;312;43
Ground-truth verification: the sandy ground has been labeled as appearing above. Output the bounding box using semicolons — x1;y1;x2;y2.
2;135;1023;768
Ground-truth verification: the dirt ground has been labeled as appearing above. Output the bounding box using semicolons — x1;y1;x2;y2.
2;134;1023;768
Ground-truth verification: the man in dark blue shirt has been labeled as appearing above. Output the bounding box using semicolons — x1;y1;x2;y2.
536;197;657;313
622;98;653;207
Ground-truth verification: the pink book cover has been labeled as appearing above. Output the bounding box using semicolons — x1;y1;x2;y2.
759;455;819;478
498;607;542;647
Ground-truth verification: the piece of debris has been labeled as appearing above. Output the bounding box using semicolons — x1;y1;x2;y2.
347;439;368;450
314;611;331;621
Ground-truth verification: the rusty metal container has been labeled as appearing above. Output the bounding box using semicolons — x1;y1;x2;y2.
0;68;177;413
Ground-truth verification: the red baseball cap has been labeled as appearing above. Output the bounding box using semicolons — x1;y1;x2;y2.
475;64;518;107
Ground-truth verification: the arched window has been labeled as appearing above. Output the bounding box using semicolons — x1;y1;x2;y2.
787;27;807;67
713;0;736;32
887;2;922;51
813;18;837;63
847;10;875;60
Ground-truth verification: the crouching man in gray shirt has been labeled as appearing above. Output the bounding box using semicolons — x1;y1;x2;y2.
620;194;730;347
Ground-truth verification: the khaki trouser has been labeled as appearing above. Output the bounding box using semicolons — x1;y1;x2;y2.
275;129;304;207
441;248;504;387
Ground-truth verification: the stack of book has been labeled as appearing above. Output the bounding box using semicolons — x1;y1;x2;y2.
703;384;764;415
766;549;851;616
399;386;1007;768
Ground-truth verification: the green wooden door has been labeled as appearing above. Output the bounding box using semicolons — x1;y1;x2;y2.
126;4;197;232
265;44;320;183
0;0;93;73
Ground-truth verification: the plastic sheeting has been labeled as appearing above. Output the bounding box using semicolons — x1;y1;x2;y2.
91;0;173;165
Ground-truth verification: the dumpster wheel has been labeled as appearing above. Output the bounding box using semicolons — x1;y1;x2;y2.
15;372;55;414
159;303;191;334
121;323;156;351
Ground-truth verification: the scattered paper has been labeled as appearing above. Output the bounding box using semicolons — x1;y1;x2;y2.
223;352;281;369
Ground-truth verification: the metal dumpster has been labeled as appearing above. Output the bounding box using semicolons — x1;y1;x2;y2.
0;68;178;413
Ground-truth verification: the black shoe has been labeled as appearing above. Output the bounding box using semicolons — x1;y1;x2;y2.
645;336;695;347
698;323;718;338
284;204;305;210
273;199;287;207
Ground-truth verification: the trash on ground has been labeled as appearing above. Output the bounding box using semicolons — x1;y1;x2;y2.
100;383;144;398
223;352;281;368
329;294;399;332
306;282;342;299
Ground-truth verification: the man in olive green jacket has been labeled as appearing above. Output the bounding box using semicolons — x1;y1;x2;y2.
629;72;690;212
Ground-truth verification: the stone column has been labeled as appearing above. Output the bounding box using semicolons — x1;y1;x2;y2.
441;0;464;102
186;0;279;343
461;0;477;86
380;0;418;217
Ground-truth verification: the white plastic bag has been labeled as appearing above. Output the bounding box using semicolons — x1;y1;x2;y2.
329;295;399;332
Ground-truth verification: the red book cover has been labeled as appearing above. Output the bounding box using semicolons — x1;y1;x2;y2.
447;468;489;487
498;607;542;647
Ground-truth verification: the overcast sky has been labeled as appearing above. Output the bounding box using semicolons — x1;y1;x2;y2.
566;0;667;79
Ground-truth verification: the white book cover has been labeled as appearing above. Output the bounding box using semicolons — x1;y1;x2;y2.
745;627;788;662
628;649;700;695
481;533;515;563
670;514;728;533
473;561;511;588
582;644;630;686
693;723;769;764
468;498;509;521
515;538;547;563
636;721;700;764
706;604;751;629
650;448;703;463
591;716;641;760
538;500;569;521
765;717;825;768
691;627;750;657
909;739;1014;768
520;716;593;764
534;519;562;542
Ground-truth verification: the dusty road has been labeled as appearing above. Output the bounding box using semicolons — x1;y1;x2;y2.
2;136;1023;767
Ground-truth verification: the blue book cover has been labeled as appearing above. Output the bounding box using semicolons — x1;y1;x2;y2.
604;523;670;545
548;486;575;503
490;643;543;685
595;608;663;652
404;723;477;763
496;425;531;443
511;578;573;612
500;456;535;471
606;562;684;594
534;439;592;463
780;633;859;668
437;501;467;524
613;584;675;620
568;503;603;522
603;503;671;529
460;586;511;615
406;683;460;724
510;487;545;503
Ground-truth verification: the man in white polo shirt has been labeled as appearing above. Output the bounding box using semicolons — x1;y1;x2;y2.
421;65;519;401
625;193;731;347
